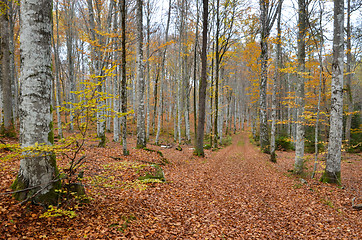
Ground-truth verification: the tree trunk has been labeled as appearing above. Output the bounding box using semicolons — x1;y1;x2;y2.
1;0;14;136
322;0;344;184
344;0;353;145
176;0;185;145
12;0;60;205
270;1;282;162
146;0;151;140
193;0;200;142
113;0;120;142
259;0;270;153
86;0;106;147
311;1;324;179
53;1;63;139
9;1;18;121
294;0;306;174
155;0;172;145
120;0;128;155
213;0;220;149
66;0;75;131
195;0;208;156
136;0;146;148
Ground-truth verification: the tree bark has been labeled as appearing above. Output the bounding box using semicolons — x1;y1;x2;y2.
259;0;270;153
136;0;146;148
121;0;129;155
9;0;18;121
53;0;63;139
213;0;220;149
270;0;282;162
12;0;60;205
66;0;75;131
322;0;344;184
294;0;306;174
145;0;151;140
193;0;200;142
344;0;353;146
195;0;208;156
1;0;14;135
113;0;120;142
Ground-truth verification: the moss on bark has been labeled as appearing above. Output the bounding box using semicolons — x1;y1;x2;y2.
320;171;341;184
193;148;205;157
11;154;61;206
98;133;106;148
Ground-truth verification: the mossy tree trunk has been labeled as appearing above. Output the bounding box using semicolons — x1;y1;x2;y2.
12;0;60;206
322;0;344;184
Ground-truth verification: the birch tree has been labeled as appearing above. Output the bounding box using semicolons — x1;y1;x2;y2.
12;0;60;205
321;0;344;183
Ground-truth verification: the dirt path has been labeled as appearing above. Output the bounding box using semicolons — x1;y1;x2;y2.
126;133;361;239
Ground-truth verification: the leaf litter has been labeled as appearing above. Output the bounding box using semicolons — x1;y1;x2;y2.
0;132;361;239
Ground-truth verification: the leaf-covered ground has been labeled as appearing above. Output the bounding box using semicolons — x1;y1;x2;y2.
0;132;361;239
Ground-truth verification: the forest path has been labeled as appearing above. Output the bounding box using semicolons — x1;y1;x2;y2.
127;132;361;239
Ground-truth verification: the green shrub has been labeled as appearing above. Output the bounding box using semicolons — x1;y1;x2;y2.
221;135;232;146
346;112;362;152
204;144;212;150
305;140;324;153
275;136;294;151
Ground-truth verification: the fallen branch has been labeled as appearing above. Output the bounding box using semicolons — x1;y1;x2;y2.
0;139;11;151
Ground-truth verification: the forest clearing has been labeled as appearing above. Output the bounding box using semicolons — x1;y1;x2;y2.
0;132;361;239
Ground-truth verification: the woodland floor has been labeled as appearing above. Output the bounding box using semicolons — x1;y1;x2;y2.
0;131;361;239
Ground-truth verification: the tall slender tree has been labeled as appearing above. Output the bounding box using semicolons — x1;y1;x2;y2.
193;0;200;142
270;0;283;162
294;0;307;174
259;0;279;153
155;0;172;145
344;0;353;145
65;0;76;131
136;0;146;148
195;0;209;156
322;0;344;183
113;0;120;142
1;0;14;136
53;0;63;139
121;0;129;155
